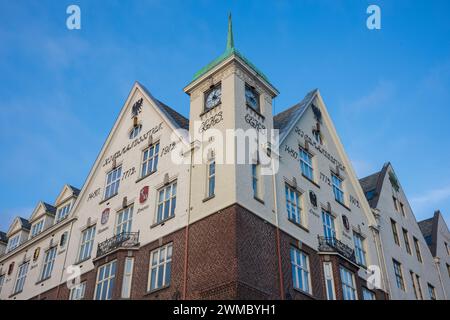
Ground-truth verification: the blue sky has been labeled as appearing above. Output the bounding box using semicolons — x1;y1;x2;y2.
0;0;449;231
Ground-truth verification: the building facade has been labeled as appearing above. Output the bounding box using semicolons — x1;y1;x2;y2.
360;163;445;300
0;17;447;301
419;210;450;299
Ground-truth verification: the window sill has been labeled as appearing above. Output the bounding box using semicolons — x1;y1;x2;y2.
135;170;157;184
150;215;175;229
202;194;215;203
288;218;309;233
302;174;320;189
145;285;170;296
335;199;351;212
9;290;23;298
99;193;118;205
245;104;265;120
293;287;314;299
74;256;91;266
36;276;51;285
254;196;265;205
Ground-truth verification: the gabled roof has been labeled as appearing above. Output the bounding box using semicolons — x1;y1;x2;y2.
137;82;189;130
68;185;81;196
0;231;7;244
19;217;31;230
359;162;390;208
418;210;442;257
42;202;56;215
274;89;317;140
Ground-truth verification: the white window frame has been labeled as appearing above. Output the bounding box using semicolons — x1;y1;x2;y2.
391;219;400;246
40;246;57;281
129;124;142;139
427;283;436;300
402;228;412;254
141;142;160;178
290;247;311;294
6;234;21;253
299;148;313;181
30;219;45;238
413;237;423;263
285;184;303;226
78;226;96;262
353;232;367;267
156;181;177;224
121;257;134;299
13;262;29;295
207;159;216;198
323;262;336;300
252;163;262;199
94;260;117;300
104;166;122;200
340;266;357;300
56;203;71;223
331;173;345;204
116;206;133;235
148;243;172;292
322;210;336;240
69;282;86;300
0;274;5;295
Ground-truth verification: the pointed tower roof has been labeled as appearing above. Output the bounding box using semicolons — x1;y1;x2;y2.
190;14;276;92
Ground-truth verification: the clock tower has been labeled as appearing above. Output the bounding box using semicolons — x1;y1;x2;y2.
183;14;279;226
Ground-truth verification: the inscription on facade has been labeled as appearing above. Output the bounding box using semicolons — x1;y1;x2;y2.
245;113;266;131
200;111;223;133
122;167;136;180
294;126;345;171
102;123;163;167
87;188;101;202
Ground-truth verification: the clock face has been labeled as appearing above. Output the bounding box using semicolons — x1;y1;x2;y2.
245;86;259;111
205;86;222;110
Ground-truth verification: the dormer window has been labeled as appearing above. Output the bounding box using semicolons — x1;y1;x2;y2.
129;124;142;139
204;84;222;111
245;84;260;112
30;219;45;238
6;234;20;253
56;203;71;223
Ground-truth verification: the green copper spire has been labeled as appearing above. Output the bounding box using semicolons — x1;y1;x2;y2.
226;13;234;51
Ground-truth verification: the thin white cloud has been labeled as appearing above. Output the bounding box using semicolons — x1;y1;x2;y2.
348;80;395;111
410;186;450;219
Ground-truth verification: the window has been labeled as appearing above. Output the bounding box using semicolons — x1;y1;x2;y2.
207;160;216;198
400;202;406;217
410;271;423;300
69;282;86;300
322;211;336;240
353;233;367;267
129;124;142;139
332;173;344;204
427;283;436;300
390;219;400;246
252;163;262;199
116;206;133;235
40;247;57;281
299;149;313;181
362;288;376;300
402;228;412;254
30;219;45;238
312;129;322;145
447;264;450;278
94;260;117;300
78;226;96;262
105;166;122;199
6;234;20;252
13;262;29;294
392;259;405;291
148;243;172;291
56;203;71;222
413;237;422;263
340;267;357;300
393;196;399;211
245;84;260;112
141;143;160;178
365;189;376;201
290;247;311;294
323;262;336;300
0;274;4;295
121;257;134;299
156;181;177;224
285;184;303;226
445;242;450;255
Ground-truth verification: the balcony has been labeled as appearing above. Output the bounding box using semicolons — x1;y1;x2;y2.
96;231;140;258
318;236;356;264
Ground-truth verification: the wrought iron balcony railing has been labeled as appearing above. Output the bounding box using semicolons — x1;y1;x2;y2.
97;231;140;258
318;236;356;264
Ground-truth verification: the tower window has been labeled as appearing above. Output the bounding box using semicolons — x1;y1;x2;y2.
245;84;260;112
129;124;142;139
